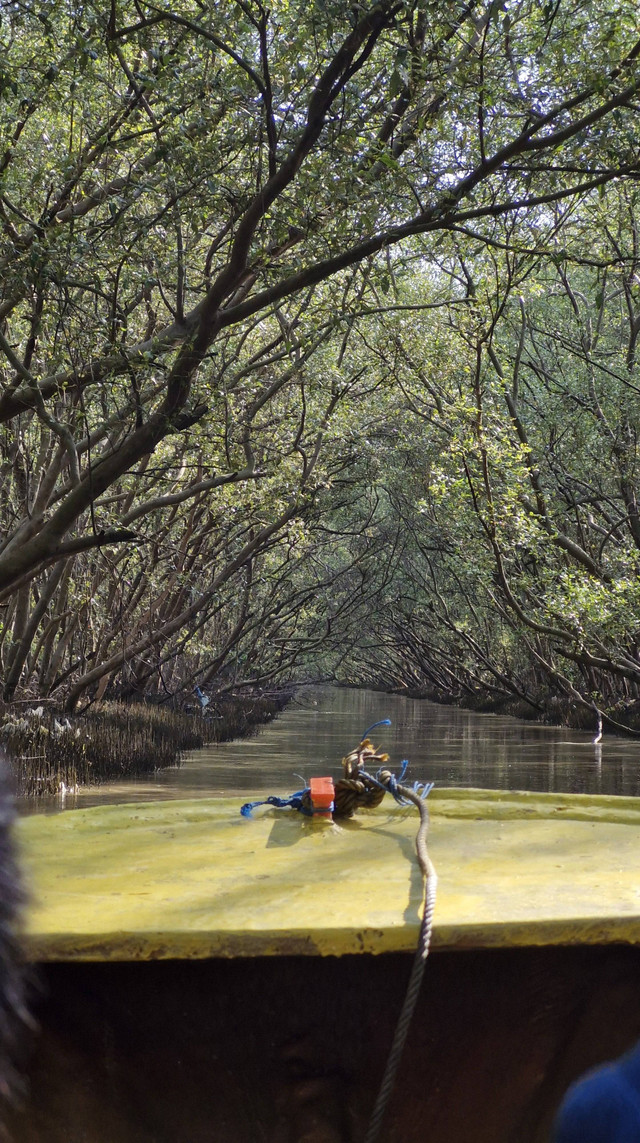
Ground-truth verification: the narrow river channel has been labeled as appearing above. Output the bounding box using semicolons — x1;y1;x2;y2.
20;685;640;814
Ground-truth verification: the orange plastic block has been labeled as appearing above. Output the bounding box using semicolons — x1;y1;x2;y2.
308;777;335;818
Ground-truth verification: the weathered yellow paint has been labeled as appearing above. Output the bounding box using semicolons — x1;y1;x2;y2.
16;788;640;961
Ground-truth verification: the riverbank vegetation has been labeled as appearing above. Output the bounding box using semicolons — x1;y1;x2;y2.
1;0;640;751
3;691;291;796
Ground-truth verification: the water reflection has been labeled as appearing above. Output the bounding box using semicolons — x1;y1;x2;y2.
20;686;640;815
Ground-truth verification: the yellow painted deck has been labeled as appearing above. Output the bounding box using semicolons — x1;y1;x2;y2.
17;787;640;961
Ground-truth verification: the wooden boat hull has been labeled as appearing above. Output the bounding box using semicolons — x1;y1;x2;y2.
16;788;640;960
9;945;640;1143
10;789;640;1141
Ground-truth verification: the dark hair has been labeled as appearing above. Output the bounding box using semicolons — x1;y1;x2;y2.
0;760;26;1125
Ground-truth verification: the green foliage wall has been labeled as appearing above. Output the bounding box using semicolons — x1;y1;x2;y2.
0;0;639;719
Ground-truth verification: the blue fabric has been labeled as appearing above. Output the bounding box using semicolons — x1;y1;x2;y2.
552;1042;640;1142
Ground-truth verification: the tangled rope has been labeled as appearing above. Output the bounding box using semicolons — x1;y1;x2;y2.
240;718;437;1143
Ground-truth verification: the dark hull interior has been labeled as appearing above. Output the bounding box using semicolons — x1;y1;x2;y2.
10;945;640;1143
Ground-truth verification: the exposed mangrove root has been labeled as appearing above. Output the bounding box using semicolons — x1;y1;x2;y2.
1;690;293;798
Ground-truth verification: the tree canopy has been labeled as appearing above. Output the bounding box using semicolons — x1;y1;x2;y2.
1;0;640;720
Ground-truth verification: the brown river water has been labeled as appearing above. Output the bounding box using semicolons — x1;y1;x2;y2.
19;685;640;814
